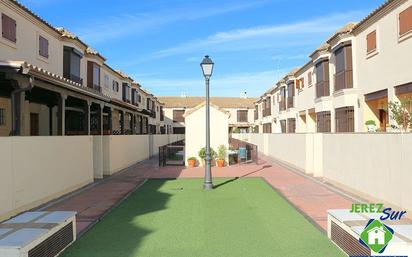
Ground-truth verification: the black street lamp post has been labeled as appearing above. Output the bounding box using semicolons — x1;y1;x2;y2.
200;55;214;190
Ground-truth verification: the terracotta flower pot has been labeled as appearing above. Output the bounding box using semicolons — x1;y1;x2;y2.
217;159;225;168
188;159;196;168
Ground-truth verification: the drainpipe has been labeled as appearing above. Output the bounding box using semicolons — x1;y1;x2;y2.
10;76;34;136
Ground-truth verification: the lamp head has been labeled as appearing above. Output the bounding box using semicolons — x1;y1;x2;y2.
200;55;214;78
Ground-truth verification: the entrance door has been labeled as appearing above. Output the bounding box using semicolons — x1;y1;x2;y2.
379;109;387;132
30;113;39;136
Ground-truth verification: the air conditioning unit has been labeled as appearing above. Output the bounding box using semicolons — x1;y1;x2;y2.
0;211;76;257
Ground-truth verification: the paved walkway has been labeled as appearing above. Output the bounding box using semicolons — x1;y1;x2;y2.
42;154;355;235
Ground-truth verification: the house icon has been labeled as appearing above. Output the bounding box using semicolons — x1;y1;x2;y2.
367;226;386;245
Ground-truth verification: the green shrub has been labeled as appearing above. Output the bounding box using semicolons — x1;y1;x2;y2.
217;145;227;160
365;120;376;126
198;147;216;160
187;157;197;161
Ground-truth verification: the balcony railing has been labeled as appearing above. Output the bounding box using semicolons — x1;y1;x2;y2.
316;81;330;98
334;69;353;91
68;74;83;85
92;84;101;93
287;97;294;109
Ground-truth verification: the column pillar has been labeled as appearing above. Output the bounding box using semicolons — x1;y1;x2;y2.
58;94;67;136
120;110;125;135
108;107;113;135
84;100;91;135
48;104;53;136
99;104;104;135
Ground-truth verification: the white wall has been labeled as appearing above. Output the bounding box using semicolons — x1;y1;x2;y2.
185;105;229;165
102;134;184;175
232;133;314;173
322;133;412;212
0;134;185;222
0;136;94;222
102;135;149;176
233;133;412;212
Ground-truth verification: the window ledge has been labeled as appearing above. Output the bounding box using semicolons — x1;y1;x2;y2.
0;37;17;49
398;30;412;43
314;96;332;103
366;49;379;59
333;88;357;97
37;55;49;64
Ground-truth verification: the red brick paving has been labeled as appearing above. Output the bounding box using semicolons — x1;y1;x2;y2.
43;154;354;235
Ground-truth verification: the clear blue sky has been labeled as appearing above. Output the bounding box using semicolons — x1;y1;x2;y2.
21;0;383;97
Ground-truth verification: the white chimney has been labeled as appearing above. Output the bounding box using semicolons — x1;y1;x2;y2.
180;92;187;98
240;91;247;98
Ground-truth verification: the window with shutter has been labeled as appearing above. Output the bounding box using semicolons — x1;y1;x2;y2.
308;71;312;85
399;5;412;36
366;30;377;53
112;81;119;92
173;110;185;123
237;110;248;122
93;64;100;88
39;35;49;58
2;13;16;43
87;62;94;88
315;60;330;97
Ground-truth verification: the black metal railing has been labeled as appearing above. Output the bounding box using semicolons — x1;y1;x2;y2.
159;140;185;167
229;137;258;164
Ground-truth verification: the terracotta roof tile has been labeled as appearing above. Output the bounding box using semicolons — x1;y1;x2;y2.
158;97;257;109
352;0;397;33
183;102;231;117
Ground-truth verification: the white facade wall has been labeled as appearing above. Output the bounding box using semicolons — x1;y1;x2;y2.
354;0;412;131
185;105;229;166
0;1;64;75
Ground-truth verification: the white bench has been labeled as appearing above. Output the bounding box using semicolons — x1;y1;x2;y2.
328;209;412;256
0;211;76;257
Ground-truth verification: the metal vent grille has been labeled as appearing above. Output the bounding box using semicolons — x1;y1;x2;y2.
28;222;74;257
331;221;371;256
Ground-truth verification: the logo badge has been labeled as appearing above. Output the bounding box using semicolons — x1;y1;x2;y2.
359;219;394;253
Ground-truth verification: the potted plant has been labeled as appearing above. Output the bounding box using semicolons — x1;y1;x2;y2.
217;145;227;168
198;147;216;166
388;99;412;132
365;120;377;132
187;157;197;168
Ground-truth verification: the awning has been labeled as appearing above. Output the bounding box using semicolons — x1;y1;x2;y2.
364;89;388;102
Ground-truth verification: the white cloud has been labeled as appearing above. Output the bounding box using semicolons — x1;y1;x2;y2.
148;11;366;59
74;1;269;44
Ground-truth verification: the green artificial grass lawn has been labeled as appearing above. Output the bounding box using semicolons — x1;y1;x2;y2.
61;178;345;257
